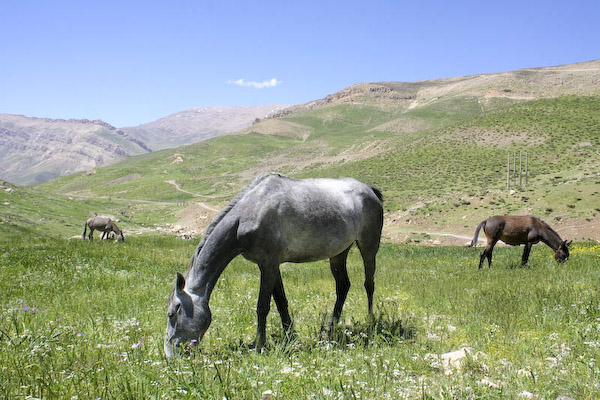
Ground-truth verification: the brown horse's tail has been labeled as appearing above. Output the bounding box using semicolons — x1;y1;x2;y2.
82;222;88;240
470;220;486;247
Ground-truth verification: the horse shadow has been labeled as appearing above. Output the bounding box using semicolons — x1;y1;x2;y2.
314;307;415;348
192;305;416;358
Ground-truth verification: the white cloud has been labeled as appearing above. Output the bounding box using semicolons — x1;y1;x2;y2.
226;78;281;89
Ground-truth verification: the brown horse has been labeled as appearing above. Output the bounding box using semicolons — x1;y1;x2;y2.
470;215;570;268
82;216;125;242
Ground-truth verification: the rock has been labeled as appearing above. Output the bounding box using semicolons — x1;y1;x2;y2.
440;347;473;375
480;377;500;388
262;389;274;399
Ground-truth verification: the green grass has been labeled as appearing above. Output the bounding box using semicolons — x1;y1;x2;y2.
2;236;599;398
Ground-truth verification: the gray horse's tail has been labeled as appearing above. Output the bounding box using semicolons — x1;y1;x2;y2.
82;222;88;239
369;185;383;203
470;220;486;247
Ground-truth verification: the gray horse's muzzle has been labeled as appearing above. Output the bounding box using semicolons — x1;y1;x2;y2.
164;337;199;359
164;339;177;359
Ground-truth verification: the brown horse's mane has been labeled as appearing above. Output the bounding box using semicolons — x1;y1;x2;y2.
539;218;563;246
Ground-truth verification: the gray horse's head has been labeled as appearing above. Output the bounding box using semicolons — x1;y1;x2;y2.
117;231;125;242
164;272;211;359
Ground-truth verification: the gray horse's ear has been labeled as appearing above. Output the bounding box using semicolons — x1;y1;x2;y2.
176;273;186;294
566;240;573;247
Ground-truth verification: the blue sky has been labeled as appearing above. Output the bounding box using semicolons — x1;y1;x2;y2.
1;0;599;127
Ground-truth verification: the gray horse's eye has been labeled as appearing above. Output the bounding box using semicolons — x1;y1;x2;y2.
168;304;181;319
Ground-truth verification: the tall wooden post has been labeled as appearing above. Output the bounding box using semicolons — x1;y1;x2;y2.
513;152;517;185
507;152;510;188
525;152;528;187
519;150;522;187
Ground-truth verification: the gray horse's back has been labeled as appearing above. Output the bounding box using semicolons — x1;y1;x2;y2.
236;174;383;263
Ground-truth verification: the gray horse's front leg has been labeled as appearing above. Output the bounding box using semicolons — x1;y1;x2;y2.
272;269;295;342
255;264;277;351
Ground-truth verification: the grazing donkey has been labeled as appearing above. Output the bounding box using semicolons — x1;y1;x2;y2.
82;216;125;242
470;215;571;268
164;173;384;358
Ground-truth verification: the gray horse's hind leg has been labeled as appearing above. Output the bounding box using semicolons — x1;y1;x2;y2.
357;238;380;318
327;246;352;331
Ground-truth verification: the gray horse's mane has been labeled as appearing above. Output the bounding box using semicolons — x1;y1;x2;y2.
189;173;272;266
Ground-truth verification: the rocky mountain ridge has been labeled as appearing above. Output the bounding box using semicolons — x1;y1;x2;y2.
0;114;152;185
121;105;287;151
0;105;288;185
265;60;600;119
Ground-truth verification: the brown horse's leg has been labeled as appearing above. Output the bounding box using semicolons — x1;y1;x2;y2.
522;242;533;265
255;264;278;351
478;250;486;269
327;246;352;331
272;268;293;337
480;240;497;269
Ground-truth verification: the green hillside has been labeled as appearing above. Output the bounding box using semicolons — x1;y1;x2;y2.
2;62;600;243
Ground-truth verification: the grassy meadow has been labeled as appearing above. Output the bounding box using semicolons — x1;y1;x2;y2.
1;234;599;399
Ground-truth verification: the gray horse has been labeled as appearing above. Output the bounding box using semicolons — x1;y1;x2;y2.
164;173;383;357
82;216;125;242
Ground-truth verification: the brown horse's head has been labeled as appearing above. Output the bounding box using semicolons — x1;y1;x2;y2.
554;240;572;262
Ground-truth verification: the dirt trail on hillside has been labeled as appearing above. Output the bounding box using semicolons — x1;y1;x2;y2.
164;180;220;212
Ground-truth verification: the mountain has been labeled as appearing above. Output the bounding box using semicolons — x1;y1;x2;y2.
259;59;600;131
0;115;150;185
0;105;288;185
121;105;288;151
